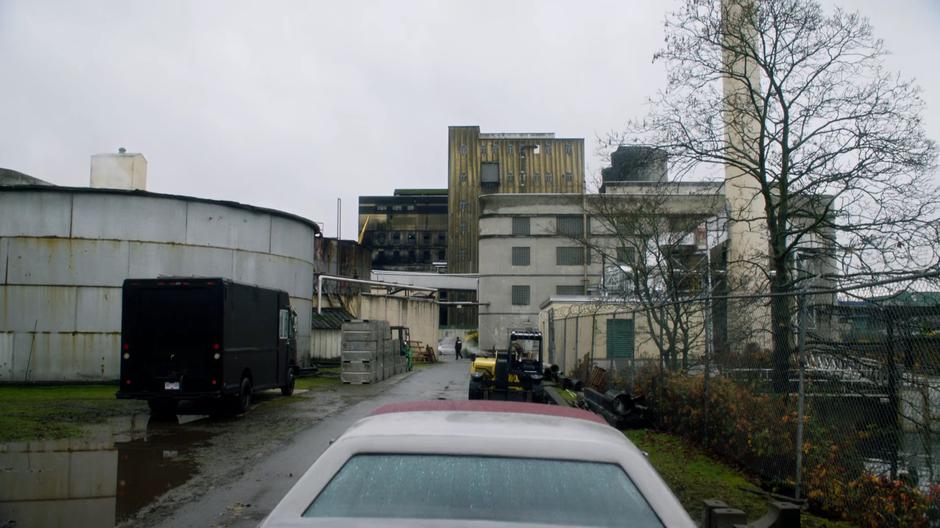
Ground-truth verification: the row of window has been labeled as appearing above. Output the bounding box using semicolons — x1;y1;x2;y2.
510;284;586;306
458;168;576;185
509;245;636;267
373;249;446;264
374;204;416;212
459;143;575;156
511;216;584;237
510;246;587;266
371;231;446;245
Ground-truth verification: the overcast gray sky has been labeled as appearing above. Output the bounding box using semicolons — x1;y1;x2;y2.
1;0;938;238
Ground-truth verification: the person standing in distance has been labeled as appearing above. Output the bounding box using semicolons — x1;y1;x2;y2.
454;337;463;360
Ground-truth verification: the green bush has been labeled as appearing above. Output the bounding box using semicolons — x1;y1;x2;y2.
638;372;940;527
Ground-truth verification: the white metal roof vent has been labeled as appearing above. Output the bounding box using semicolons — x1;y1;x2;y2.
90;148;147;190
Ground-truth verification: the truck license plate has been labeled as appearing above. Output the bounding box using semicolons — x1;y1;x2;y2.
164;381;180;391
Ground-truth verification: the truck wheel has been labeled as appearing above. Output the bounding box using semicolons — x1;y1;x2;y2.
280;369;295;396
231;377;252;414
148;398;177;417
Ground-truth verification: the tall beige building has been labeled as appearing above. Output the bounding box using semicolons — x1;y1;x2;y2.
447;126;584;273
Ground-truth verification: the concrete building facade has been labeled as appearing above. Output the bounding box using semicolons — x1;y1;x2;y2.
0;186;320;382
477;188;724;354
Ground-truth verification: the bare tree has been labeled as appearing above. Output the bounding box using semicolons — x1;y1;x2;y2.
612;0;939;390
588;187;721;370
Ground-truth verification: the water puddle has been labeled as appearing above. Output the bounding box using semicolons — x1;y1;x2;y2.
0;413;214;527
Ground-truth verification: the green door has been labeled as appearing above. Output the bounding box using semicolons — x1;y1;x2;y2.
606;319;635;359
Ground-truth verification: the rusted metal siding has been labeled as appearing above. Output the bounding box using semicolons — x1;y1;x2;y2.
0;188;318;382
446;126;585;275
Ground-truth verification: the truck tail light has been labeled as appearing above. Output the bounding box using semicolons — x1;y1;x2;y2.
211;378;217;385
212;343;220;350
125;379;132;385
123;343;130;350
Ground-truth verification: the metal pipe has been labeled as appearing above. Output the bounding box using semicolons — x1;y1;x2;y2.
795;255;808;500
317;274;437;314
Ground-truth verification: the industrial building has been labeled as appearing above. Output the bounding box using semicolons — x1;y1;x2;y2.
477;186;723;354
357;189;448;272
446;126;585;274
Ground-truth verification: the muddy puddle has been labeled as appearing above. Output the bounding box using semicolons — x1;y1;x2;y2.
0;413;215;527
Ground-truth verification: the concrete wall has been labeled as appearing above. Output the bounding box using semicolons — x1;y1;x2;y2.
358;295;439;351
0;188;318;382
478;194;604;352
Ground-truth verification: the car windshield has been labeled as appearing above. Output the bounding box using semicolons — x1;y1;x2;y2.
302;454;663;527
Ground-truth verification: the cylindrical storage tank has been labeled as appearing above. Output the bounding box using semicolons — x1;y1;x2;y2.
0;186;319;382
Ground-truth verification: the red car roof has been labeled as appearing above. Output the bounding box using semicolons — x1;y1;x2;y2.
370;400;607;425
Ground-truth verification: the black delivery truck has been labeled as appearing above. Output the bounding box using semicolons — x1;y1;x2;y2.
117;278;298;415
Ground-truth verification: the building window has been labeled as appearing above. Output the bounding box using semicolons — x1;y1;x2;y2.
506;171;514;184
376;205;387;212
460;222;467;233
459;171;468;183
460;144;468;155
507;144;514;155
565;143;573;155
556;285;584;295
407;232;416;242
480;144;487;156
557;246;585;265
545;173;554;185
491;144;498;157
392;232;402;244
557;215;583;237
544;143;552;155
520;172;527;184
422;250;431;261
375;232;386;244
511;247;530;266
617;246;636;264
406;205;415;211
512;217;530;236
511;285;530;306
392;205;402;212
437;249;446;260
437;232;446;243
459;249;466;259
532;173;541;185
481;162;499;185
393;250;400;262
459;200;468;211
564;172;574;183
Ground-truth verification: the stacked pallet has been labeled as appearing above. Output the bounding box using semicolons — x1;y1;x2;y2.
341;320;407;384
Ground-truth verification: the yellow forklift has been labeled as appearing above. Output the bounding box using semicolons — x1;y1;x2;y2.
468;330;546;402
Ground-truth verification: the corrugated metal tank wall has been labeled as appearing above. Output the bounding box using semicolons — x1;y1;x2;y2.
0;188;317;382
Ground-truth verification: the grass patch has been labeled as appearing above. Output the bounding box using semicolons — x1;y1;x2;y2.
625;429;856;528
295;366;343;390
0;384;145;442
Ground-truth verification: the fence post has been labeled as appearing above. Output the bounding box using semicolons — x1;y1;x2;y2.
795;287;807;500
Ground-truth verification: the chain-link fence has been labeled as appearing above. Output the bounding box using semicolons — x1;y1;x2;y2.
554;272;940;526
